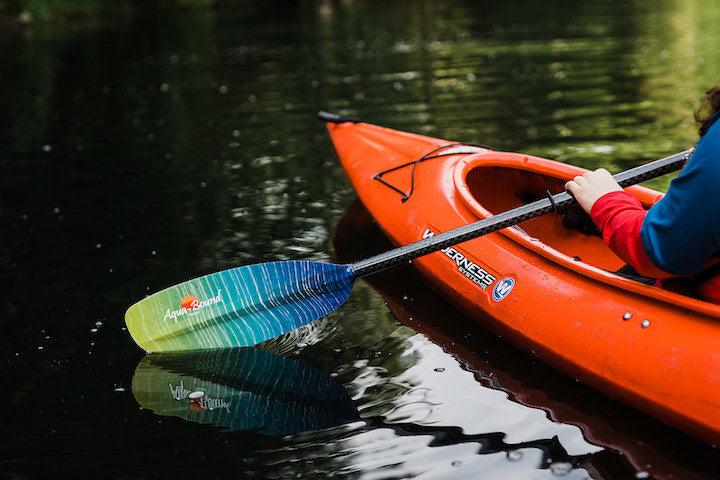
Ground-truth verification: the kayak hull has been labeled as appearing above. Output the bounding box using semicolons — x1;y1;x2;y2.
327;119;720;445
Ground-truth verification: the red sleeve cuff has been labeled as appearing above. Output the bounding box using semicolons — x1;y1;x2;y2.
590;191;671;278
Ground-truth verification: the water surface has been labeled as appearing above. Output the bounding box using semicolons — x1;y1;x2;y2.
2;1;720;478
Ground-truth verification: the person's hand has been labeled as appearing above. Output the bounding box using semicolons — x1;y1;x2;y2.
565;168;623;214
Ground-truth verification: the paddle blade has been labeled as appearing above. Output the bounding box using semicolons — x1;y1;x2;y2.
125;261;356;352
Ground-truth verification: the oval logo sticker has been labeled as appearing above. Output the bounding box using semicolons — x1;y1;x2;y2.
492;278;515;301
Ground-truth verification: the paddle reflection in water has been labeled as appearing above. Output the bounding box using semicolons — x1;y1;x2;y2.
332;200;720;480
131;347;360;435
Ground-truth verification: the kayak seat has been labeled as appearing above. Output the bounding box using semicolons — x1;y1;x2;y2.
516;189;601;237
561;206;602;237
614;264;657;285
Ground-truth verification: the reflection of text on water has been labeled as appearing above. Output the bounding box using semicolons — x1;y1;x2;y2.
169;380;231;413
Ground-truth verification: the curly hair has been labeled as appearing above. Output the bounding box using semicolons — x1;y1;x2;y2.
695;82;720;137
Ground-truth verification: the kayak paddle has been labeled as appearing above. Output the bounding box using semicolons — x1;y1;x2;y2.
125;148;691;352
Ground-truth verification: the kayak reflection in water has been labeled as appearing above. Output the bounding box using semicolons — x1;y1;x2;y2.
565;81;720;303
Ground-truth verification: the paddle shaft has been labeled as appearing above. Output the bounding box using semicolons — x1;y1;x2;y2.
352;149;692;278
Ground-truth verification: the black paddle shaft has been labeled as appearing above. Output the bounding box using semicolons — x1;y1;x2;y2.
351;149;692;278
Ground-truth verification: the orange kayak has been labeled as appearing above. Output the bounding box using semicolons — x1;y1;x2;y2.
325;116;720;446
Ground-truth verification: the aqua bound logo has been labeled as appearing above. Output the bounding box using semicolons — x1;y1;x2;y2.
163;290;223;322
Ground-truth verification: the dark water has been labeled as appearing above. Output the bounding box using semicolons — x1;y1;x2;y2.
2;1;720;478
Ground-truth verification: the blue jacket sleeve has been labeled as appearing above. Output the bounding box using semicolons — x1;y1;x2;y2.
641;117;720;275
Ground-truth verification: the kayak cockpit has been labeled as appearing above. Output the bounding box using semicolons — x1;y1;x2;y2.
455;152;658;272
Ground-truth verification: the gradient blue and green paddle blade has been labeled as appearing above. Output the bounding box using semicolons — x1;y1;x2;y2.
125;261;355;352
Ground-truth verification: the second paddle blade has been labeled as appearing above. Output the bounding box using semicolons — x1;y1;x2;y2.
125;260;356;352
